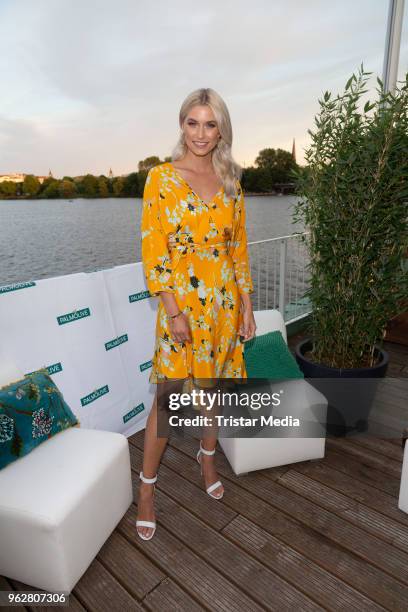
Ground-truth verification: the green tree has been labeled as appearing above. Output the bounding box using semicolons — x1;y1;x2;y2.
122;172;139;197
23;174;41;197
59;179;77;198
0;181;17;197
79;174;98;197
98;177;109;197
42;180;60;198
138;156;162;172
39;176;56;196
255;148;298;185
112;177;124;197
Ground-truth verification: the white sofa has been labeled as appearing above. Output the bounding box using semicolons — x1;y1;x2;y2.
219;309;327;475
398;438;408;514
0;359;133;594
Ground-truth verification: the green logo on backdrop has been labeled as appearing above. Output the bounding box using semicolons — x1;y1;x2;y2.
81;385;109;406
129;290;150;302
140;360;152;371
26;362;63;376
123;403;145;423
0;281;36;294
57;307;91;325
105;334;129;351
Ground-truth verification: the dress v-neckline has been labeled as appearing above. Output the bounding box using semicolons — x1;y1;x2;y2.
168;162;224;207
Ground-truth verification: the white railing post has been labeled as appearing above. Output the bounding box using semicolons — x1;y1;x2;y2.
279;238;287;317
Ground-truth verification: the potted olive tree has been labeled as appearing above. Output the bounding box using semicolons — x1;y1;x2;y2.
291;63;408;436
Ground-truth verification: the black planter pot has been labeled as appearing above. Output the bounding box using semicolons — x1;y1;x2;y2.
295;337;389;437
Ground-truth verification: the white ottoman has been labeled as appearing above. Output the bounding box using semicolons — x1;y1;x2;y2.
398;440;408;513
0;427;133;593
219;377;327;474
219;309;327;475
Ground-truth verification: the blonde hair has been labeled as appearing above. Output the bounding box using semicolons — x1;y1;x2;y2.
171;88;242;198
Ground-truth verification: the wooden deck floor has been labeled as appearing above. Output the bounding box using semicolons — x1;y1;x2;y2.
3;339;408;611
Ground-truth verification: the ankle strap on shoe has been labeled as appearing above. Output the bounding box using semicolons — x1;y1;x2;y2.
140;471;157;484
200;441;216;455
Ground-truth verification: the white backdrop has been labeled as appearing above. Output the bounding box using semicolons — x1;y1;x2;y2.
0;263;159;437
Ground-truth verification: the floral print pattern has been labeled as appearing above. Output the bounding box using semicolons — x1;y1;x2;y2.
140;162;254;388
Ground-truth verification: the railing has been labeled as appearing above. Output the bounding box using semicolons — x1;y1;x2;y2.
247;231;312;323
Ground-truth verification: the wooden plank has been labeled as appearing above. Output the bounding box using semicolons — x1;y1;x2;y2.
238;471;408;584
347;435;404;462
326;437;402;478
143;577;206;612
140;435;408;609
129;441;236;530
167;437;408;588
73;558;141;611
386;340;408;354
389;437;407;447
388;346;408;364
117;504;271;612
129;459;322;610
222;515;385;612
316;448;401;497
292;458;408;527
148;485;323;610
371;382;408;407
96;529;165;600
367;419;404;439
278;469;408;553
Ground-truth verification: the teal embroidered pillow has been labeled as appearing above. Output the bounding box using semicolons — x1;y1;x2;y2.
244;331;304;380
0;368;79;470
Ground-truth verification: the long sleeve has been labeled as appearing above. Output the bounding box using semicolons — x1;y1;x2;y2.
230;181;254;294
140;167;175;297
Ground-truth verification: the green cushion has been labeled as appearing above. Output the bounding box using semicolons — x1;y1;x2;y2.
0;368;79;470
243;330;304;380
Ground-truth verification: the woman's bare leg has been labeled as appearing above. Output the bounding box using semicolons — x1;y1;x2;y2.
136;390;168;538
136;378;185;538
197;381;224;498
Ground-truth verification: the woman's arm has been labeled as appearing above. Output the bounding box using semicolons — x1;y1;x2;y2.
230;180;256;340
230;180;254;299
140;167;179;315
140;167;191;342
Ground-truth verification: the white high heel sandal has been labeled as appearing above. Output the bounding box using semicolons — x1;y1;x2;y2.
196;441;224;499
136;471;157;540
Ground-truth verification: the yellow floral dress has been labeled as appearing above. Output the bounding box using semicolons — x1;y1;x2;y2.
140;162;254;389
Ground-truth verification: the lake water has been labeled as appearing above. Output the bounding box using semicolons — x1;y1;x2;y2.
0;195;306;287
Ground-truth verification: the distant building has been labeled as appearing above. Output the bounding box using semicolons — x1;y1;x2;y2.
0;173;25;183
108;168;113;179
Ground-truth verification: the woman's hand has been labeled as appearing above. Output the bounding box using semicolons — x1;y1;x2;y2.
169;313;192;344
238;296;256;341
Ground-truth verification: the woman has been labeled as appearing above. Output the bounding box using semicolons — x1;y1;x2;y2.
137;87;256;540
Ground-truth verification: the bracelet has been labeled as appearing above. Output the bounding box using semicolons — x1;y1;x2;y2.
167;311;182;320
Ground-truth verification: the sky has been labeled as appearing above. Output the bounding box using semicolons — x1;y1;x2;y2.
0;0;407;177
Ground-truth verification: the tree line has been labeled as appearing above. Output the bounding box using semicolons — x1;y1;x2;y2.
0;148;300;199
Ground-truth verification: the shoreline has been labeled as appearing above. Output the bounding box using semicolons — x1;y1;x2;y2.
0;191;293;201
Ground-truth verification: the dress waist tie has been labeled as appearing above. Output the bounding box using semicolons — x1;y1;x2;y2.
166;235;230;394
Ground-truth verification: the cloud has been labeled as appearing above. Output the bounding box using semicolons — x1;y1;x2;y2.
0;0;405;175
